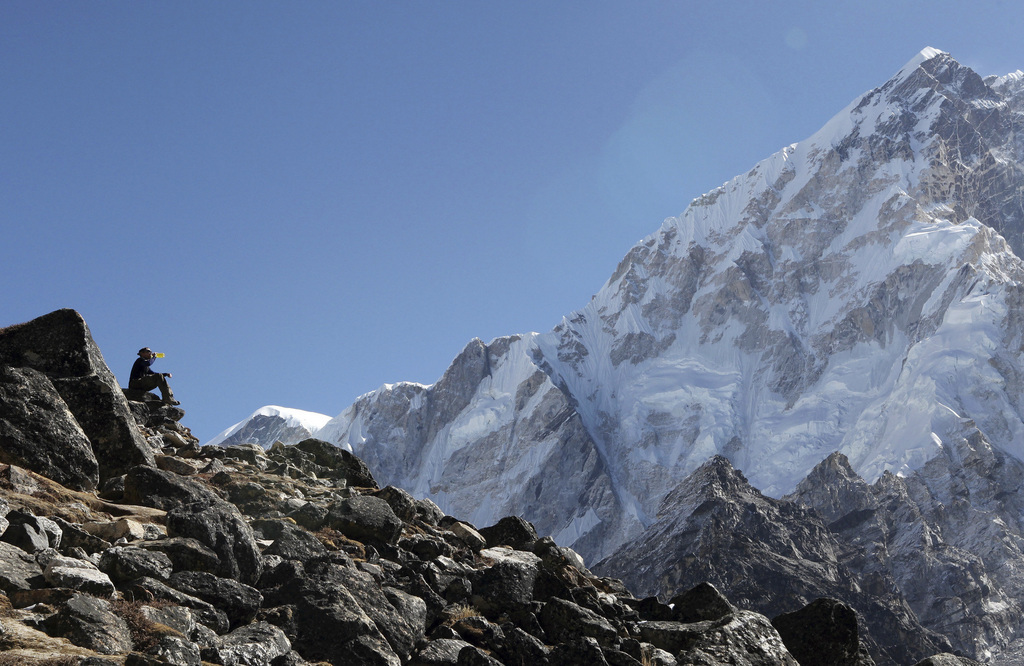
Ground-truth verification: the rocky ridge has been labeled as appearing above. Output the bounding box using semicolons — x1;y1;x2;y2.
1;309;968;665
593;422;1024;664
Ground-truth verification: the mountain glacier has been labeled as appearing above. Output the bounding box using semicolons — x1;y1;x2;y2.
213;48;1024;577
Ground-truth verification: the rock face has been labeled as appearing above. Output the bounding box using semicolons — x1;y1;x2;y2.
593;455;949;664
0;365;99;491
0;309;154;482
315;334;640;565
0;310;933;666
786;428;1024;664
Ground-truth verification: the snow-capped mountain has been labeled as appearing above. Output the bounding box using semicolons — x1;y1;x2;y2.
206;405;331;449
217;49;1024;569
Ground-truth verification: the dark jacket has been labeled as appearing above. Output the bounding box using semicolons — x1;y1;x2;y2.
130;357;156;384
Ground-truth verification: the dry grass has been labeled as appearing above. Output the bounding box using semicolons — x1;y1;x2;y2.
0;656;81;666
108;597;183;652
442;603;482;626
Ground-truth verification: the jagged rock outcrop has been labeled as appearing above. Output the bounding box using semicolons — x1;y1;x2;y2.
0;365;99;491
0;309;155;482
787;427;1024;664
594;455;950;664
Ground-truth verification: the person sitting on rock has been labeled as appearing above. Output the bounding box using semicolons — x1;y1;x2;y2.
129;347;179;405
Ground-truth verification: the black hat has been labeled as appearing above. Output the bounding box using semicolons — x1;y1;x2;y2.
138;347;152;355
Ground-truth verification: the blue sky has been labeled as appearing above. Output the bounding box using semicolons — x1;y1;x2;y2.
4;2;1024;442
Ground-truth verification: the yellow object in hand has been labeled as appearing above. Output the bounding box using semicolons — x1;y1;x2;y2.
154;353;165;358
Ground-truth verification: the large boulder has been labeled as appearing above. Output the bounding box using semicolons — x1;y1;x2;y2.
167;570;263;629
42;593;133;654
0;366;100;490
1;510;62;553
271;559;403;665
325;495;404;545
292;438;378;488
166;499;263;586
209;621;292;666
98;546;174;584
0;309;154;481
471;548;541;617
479;516;539;551
772;598;875;666
123;465;223;510
0;540;44;593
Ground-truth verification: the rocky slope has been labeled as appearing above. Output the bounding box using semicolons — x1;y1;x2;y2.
7;310;968;664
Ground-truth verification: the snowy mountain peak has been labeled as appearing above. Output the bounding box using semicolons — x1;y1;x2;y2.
205;405;331;448
215;50;1024;569
895;46;947;79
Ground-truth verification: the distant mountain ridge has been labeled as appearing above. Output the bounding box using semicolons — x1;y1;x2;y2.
206;405;331;449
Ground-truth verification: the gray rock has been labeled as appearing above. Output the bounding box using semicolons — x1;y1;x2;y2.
275;560;402;665
137;536;220;574
99;546;174;583
546;636;609;666
258;519;328;562
412;638;474;665
669;582;735;623
1;510;61;553
0;309;155;481
772;597;875;666
539;597;617;646
167;570;263;629
123;464;223;510
147;634;202;666
448;521;487;552
120;576;230;635
416;497;446;526
140;603;198;641
451;614;504;652
293;437;378;488
286;500;330;531
647;611;799;666
457;645;505;665
375;485;419;521
0;539;44;592
166;499;263;585
913;655;984;666
495;625;552;666
52;517;111;555
325;495;404;545
479;516;538;551
385;585;429;636
211;621;292;666
0;366;100;490
155;453;198;476
471;548;541;616
42;592;133;654
43;554;116;597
